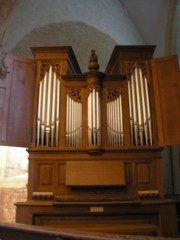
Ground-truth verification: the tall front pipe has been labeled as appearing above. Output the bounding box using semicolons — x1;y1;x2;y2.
66;94;69;146
139;69;149;145
131;73;138;146
37;81;42;146
128;81;134;145
145;77;153;145
36;62;61;147
87;91;92;145
136;67;144;146
50;72;57;147
119;95;123;145
46;66;52;127
40;72;48;146
116;97;121;146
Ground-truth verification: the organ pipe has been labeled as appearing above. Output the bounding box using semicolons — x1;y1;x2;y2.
107;90;124;147
36;65;61;147
128;81;134;145
87;88;101;146
66;91;82;147
127;64;153;146
145;77;153;145
119;95;124;145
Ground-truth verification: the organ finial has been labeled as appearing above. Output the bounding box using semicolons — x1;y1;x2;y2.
88;49;99;71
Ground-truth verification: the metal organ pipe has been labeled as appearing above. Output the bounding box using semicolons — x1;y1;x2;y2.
55;80;60;147
107;91;124;147
66;94;69;146
116;97;121;145
96;90;101;145
50;71;56;147
66;92;82;147
128;65;153;146
45;66;52;146
131;73;138;146
36;65;61;147
135;67;144;146
139;69;148;145
37;81;42;146
119;95;123;145
87;88;101;146
88;90;92;145
92;89;96;145
112;100;116;145
145;77;153;145
128;81;133;145
69;97;72;146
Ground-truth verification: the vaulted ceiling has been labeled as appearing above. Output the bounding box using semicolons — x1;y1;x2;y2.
0;0;179;72
120;0;179;56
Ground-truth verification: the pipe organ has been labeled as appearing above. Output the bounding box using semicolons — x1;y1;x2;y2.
32;49;157;151
15;46;179;237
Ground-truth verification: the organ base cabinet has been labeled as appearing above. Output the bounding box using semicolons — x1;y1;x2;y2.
1;46;179;237
16;148;178;237
16;199;177;237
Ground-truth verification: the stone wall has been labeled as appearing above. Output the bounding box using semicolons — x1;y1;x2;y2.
0;179;27;223
0;146;28;223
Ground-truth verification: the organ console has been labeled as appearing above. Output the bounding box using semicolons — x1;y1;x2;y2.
0;45;179;237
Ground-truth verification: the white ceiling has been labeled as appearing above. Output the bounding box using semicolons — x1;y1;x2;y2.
120;0;176;56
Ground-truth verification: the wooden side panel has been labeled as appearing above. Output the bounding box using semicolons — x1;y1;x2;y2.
151;55;180;146
0;75;10;141
0;55;36;147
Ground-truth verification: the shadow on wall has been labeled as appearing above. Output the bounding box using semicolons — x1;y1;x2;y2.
11;22;117;73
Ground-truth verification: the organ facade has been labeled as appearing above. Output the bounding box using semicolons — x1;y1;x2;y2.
0;45;180;236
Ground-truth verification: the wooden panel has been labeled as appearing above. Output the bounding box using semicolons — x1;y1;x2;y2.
34;215;159;235
39;164;53;186
65;160;125;186
0;55;13;142
15;199;178;237
136;162;151;184
0;83;9;141
0;55;36;147
159;201;178;237
31;46;81;74
105;45;155;74
125;162;131;184
58;163;65;186
151;55;180;146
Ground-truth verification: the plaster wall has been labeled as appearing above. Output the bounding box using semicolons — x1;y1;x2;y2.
2;0;144;72
3;0;143;49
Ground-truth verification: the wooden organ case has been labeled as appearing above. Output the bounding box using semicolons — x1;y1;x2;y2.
13;46;180;237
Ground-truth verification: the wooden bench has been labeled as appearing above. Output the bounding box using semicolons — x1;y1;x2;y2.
0;222;166;240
